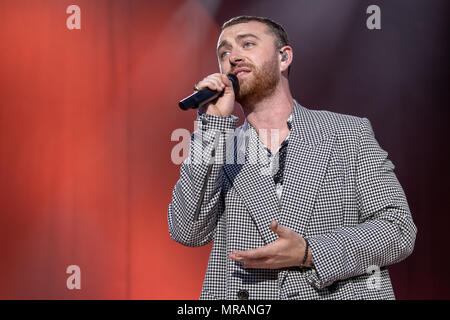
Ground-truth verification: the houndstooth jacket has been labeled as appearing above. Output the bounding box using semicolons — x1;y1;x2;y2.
168;99;417;300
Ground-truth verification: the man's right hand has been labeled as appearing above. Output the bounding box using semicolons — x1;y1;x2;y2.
196;73;236;117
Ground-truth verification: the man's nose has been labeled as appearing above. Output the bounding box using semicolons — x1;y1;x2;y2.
229;50;244;64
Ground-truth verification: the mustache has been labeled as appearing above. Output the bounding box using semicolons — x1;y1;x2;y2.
230;64;254;74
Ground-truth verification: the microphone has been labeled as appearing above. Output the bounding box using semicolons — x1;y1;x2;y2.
179;74;239;111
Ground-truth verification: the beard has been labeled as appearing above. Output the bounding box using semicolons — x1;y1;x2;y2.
235;55;280;106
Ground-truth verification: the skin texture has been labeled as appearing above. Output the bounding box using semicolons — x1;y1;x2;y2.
197;21;313;269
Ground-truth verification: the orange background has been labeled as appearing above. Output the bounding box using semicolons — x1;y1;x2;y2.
0;0;227;299
1;0;449;299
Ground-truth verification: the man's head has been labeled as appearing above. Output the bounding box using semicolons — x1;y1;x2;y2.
221;16;290;58
217;16;293;105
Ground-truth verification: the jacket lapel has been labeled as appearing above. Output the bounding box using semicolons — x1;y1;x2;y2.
278;102;336;235
223;101;336;247
277;102;336;288
223;123;281;245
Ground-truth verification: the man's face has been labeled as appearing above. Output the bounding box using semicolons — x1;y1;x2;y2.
217;21;281;104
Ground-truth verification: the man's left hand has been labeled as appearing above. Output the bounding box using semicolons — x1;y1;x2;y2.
227;220;312;269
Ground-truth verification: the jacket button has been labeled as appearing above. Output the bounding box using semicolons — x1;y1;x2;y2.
328;282;338;293
237;289;249;300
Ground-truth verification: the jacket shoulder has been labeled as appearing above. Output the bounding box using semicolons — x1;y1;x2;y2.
305;107;366;137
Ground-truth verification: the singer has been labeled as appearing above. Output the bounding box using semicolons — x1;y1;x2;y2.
168;16;417;300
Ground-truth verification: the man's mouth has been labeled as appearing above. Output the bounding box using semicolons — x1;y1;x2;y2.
236;71;251;79
232;67;252;79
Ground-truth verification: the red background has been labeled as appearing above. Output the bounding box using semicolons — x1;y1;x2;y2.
0;0;448;299
0;0;223;299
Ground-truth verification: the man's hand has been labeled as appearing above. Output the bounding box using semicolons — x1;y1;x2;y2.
228;221;313;269
195;73;236;117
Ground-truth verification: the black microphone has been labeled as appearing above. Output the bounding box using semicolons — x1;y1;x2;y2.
179;74;239;110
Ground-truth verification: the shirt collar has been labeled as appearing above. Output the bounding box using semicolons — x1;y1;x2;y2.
243;107;294;156
286;112;293;130
244;107;294;133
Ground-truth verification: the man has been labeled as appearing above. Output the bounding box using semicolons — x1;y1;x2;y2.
168;16;417;300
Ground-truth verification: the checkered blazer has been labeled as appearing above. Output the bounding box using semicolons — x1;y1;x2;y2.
168;100;417;300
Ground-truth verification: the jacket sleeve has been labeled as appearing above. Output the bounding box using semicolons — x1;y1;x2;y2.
305;117;417;290
167;112;238;247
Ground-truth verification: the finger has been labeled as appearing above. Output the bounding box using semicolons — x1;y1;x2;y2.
228;253;242;262
206;74;226;88
207;76;225;90
232;246;273;260
270;220;291;238
228;252;268;268
242;258;276;269
228;250;244;260
198;79;223;92
220;73;233;87
270;220;278;232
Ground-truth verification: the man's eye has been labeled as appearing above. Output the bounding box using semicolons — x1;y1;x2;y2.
244;42;254;47
220;51;229;58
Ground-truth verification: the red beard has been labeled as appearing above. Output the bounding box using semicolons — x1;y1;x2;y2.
235;56;280;106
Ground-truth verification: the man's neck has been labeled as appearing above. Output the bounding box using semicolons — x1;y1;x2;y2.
241;82;294;152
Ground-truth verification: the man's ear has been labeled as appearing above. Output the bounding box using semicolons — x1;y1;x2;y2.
278;46;293;73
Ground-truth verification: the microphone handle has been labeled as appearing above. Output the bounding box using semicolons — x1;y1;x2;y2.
178;74;239;111
178;88;223;111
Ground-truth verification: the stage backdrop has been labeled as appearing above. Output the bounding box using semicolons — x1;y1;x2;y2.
0;0;448;299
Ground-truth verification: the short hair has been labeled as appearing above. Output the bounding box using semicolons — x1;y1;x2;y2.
221;16;289;49
221;16;291;76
